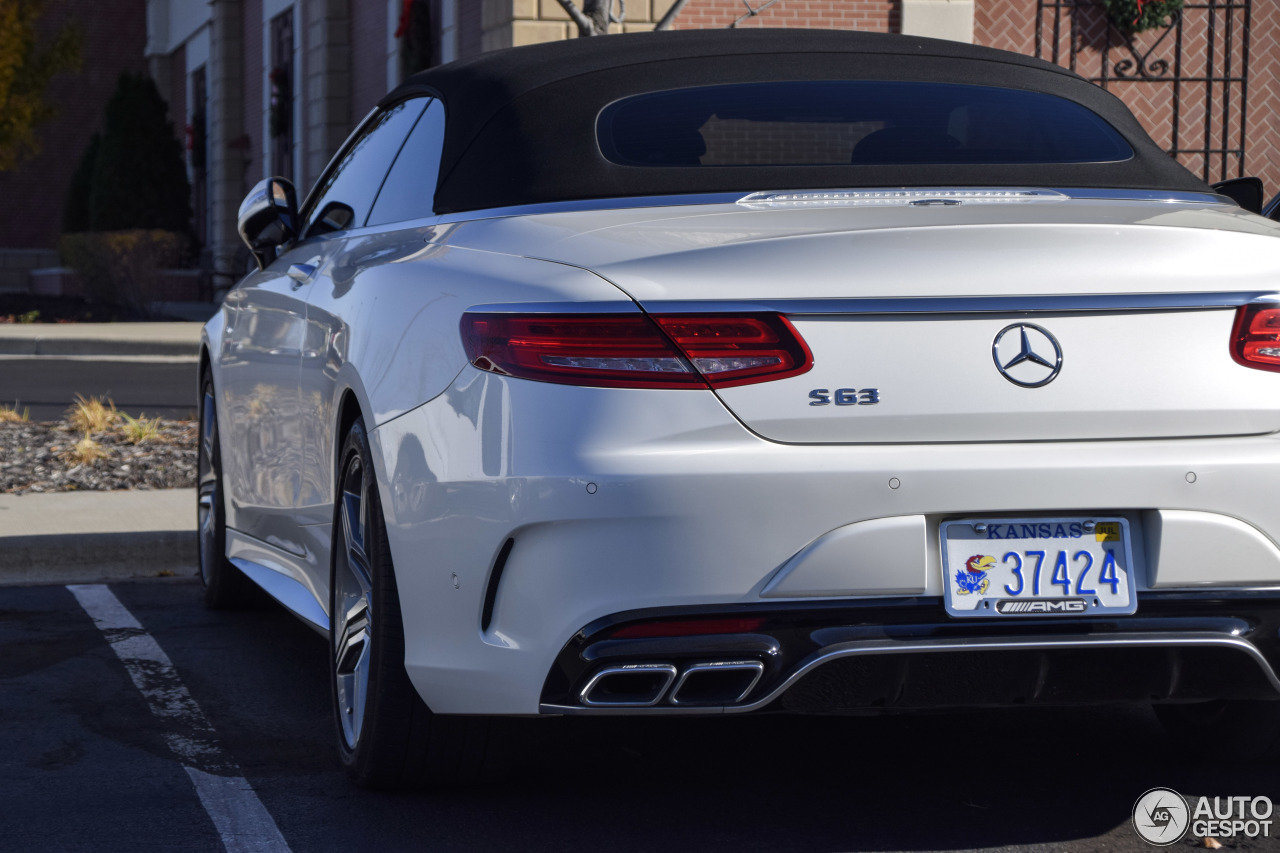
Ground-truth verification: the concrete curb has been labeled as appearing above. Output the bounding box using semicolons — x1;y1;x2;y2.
0;489;196;587
0;323;203;419
0;322;203;356
0;531;198;586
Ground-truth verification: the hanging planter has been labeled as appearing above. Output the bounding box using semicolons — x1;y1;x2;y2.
1102;0;1183;34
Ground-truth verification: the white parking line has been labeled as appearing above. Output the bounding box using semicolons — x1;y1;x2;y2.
68;583;292;853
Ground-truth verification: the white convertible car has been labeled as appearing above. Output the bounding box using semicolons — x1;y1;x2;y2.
202;29;1280;787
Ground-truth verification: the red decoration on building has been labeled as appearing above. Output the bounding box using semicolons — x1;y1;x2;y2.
395;0;413;38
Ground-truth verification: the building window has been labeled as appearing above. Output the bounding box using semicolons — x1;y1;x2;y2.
269;9;294;182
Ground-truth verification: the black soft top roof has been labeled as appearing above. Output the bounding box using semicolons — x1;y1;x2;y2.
380;28;1207;214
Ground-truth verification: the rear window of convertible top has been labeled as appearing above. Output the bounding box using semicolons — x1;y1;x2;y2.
596;81;1134;167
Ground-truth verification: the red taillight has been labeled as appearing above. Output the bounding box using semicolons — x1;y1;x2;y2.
609;617;767;639
460;314;704;388
1231;304;1280;372
460;312;812;389
652;314;813;388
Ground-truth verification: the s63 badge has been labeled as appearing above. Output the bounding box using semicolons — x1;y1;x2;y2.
808;388;880;406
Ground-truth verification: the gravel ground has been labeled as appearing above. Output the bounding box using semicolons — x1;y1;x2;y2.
0;419;197;494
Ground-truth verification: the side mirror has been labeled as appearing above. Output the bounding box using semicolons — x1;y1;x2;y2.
308;201;356;237
1211;177;1265;215
238;177;299;269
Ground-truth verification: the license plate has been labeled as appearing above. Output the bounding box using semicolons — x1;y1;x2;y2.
941;517;1137;618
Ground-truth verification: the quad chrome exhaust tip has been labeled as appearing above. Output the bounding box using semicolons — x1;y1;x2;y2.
669;660;765;706
580;663;678;707
579;660;767;708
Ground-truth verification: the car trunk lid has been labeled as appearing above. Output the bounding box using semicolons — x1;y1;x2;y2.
508;199;1280;443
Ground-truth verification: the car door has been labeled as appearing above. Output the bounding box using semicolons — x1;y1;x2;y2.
257;97;431;610
296;96;441;529
220;100;427;562
218;245;315;557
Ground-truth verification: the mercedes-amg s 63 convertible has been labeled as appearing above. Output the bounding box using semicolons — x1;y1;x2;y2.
201;28;1280;788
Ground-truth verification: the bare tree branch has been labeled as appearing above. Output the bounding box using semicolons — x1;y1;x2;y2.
557;0;616;35
554;0;595;34
654;0;691;30
730;0;784;28
557;0;641;35
583;0;611;33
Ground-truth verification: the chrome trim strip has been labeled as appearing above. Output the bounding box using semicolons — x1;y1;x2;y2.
639;292;1276;316
541;632;1280;715
229;557;330;635
579;663;678;707
468;293;1273;317
465;301;640;315
669;661;766;706
435;188;1229;224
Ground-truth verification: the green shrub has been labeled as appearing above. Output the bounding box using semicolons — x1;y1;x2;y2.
63;73;193;260
60;230;184;317
88;73;192;238
61;132;98;233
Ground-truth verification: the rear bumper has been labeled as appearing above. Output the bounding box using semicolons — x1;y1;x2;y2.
541;594;1280;714
370;369;1280;715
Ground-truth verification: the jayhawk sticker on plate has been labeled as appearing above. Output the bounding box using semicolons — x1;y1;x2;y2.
955;554;994;595
941;517;1137;618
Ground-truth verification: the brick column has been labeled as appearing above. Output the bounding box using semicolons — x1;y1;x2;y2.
208;0;247;294
303;0;352;189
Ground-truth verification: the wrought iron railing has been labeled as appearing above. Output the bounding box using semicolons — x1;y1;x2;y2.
1036;0;1252;182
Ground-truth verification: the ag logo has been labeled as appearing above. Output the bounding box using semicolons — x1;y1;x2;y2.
1133;788;1190;846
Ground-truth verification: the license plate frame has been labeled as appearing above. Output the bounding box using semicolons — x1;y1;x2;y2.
941;516;1137;618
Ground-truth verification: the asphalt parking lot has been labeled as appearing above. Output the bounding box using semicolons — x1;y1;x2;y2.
4;577;1277;853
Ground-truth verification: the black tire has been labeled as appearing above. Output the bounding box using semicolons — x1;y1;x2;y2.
1155;700;1280;761
198;372;259;609
330;417;496;789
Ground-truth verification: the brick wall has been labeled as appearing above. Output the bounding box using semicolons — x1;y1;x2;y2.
479;0;900;47
671;0;899;33
481;1;704;52
1243;1;1279;200
0;0;147;250
351;0;389;115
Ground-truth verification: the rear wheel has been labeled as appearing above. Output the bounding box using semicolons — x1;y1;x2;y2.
197;372;258;609
1155;700;1280;761
330;418;495;789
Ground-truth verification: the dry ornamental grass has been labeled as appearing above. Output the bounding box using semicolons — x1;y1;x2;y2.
0;396;196;494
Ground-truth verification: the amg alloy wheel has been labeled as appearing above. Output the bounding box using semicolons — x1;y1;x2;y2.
333;435;374;752
197;373;257;608
330;417;495;789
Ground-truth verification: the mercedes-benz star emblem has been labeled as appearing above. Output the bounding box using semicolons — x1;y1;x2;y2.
992;323;1063;387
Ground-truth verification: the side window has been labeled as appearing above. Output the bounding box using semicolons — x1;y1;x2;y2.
300;98;428;239
366;98;446;227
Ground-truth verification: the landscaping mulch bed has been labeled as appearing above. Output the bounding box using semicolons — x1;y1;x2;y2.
0;294;136;324
0;418;197;494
